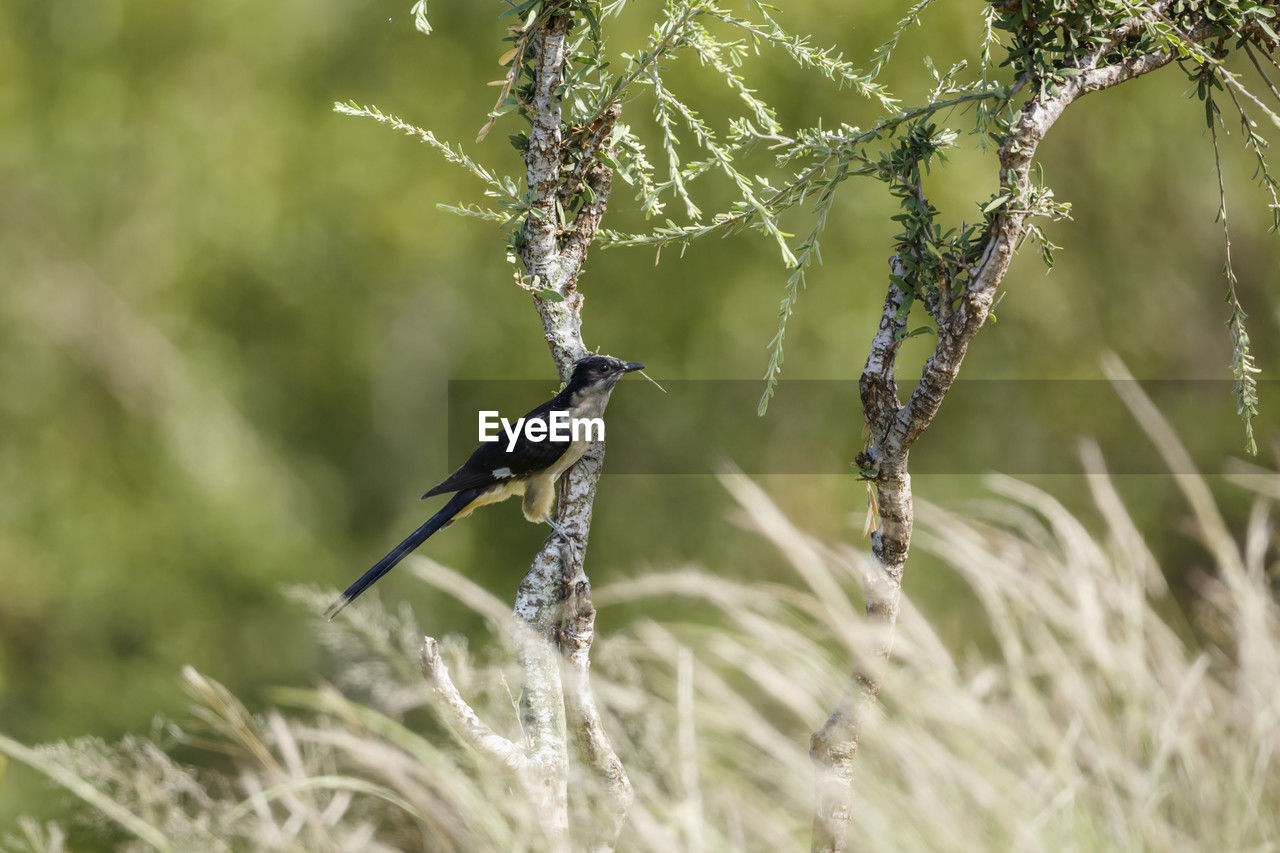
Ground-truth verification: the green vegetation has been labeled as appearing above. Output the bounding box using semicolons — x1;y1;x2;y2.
1;0;1277;842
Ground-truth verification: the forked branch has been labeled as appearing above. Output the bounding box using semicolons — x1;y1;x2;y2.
812;8;1255;851
417;4;632;848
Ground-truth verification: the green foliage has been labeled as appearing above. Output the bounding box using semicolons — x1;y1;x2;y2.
348;0;951;310
1204;70;1265;454
335;101;532;229
1197;40;1276;453
380;1;1280;422
347;0;880;281
343;0;1279;431
882;123;967;322
599;16;1023;411
995;0;1280;448
2;0;1278;832
1226;296;1261;454
596;0;1280;433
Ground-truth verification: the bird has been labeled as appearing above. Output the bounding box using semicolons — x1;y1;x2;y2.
325;355;645;619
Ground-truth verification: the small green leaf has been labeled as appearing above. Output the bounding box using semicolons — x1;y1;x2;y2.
499;0;532;18
535;288;564;302
982;194;1011;213
582;3;600;37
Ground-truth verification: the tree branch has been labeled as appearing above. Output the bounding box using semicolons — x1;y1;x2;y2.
857;257;910;436
497;6;634;846
560;578;634;851
811;11;1230;852
419;637;524;771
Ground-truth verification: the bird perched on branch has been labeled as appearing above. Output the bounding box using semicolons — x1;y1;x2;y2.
325;355;645;619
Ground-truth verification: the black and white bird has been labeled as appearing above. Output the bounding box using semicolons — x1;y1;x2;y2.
325;355;644;619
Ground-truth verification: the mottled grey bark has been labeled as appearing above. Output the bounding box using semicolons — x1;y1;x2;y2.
811;7;1221;850
419;8;630;850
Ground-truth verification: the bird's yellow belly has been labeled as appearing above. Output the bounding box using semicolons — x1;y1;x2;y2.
451;478;525;522
547;438;589;481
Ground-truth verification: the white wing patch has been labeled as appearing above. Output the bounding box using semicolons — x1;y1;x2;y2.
492;467;514;479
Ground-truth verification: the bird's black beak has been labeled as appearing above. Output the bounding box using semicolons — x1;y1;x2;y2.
623;362;645;372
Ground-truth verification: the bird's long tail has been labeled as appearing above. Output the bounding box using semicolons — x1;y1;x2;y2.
325;487;482;620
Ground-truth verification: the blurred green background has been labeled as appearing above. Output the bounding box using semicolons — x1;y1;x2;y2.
1;0;1276;827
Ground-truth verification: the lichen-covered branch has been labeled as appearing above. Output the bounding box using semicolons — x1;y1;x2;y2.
419;638;523;771
811;9;1246;851
508;4;632;846
560;577;635;851
856;258;910;434
406;3;630;845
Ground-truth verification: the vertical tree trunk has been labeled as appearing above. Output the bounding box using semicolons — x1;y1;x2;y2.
809;9;1213;847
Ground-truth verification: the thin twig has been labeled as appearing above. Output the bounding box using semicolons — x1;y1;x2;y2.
419;638;524;771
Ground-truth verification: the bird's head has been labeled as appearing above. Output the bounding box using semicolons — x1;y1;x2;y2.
566;355;645;395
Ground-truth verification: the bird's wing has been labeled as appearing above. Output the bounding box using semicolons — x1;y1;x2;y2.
422;401;572;497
